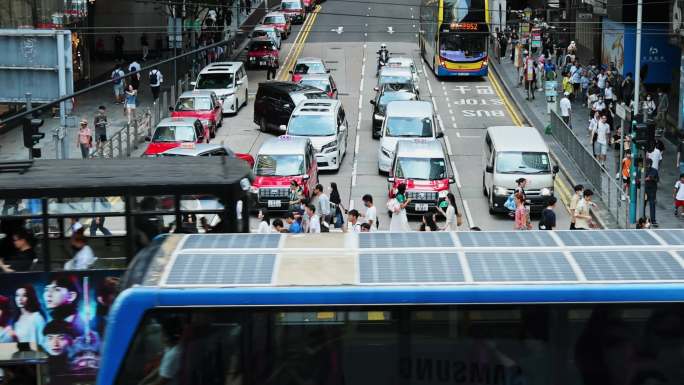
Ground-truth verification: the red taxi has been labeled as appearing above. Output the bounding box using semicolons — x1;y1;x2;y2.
386;139;455;215
170;90;222;139
262;12;291;39
302;0;314;12
246;38;279;69
280;0;305;24
143;117;206;156
290;57;328;83
250;136;318;211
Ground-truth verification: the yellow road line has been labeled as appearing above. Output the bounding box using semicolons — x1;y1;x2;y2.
277;6;321;81
276;11;311;80
488;71;523;127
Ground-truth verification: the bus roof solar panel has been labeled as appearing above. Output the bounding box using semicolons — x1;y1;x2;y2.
572;251;684;281
182;234;281;249
358;232;455;249
556;230;659;247
466;252;576;282
457;231;558;248
164;253;276;286
359;252;464;283
653;229;684;245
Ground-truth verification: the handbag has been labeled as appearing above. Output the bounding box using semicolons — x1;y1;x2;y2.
386;198;398;212
504;193;516;211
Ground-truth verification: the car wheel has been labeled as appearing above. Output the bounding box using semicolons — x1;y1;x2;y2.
232;100;238;115
260;117;267;133
482;174;488;196
488;192;496;215
243;89;248;107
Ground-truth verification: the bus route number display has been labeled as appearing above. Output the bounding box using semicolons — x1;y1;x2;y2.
450;22;478;31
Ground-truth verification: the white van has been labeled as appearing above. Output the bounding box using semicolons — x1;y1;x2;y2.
283;99;348;171
192;62;249;115
378;100;441;173
482;126;559;214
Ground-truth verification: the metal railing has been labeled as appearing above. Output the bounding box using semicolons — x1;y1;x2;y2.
550;111;630;227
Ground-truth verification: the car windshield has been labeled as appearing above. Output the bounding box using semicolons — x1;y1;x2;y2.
252;30;270;38
496;151;551;174
395;157;447;180
152;125;196;142
255;154;305;176
281;2;300;9
288;115;335;136
196;73;234;89
250;41;275;51
264;16;285;24
294;62;325;74
299;79;331;92
176;97;212;111
291;91;329;105
379;91;416;106
386;117;432;137
379;75;412;86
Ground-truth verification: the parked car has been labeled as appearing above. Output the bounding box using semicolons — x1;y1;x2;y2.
160;142;254;167
262;12;291;39
280;0;305;24
297;73;338;99
290;57;329;82
246;38;279;69
251;24;282;49
250;136;319;211
192;62;248;115
171;90;223;139
143;117;206;156
253;81;329;133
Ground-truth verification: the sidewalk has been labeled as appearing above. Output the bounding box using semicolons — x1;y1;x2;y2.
491;54;682;229
0;2;268;161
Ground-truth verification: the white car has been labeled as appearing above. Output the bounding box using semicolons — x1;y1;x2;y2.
387;56;419;90
283;99;348;171
251;24;282;49
192;62;249;115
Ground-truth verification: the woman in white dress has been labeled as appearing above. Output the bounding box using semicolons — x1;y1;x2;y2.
389;183;411;232
436;192;461;231
12;285;46;345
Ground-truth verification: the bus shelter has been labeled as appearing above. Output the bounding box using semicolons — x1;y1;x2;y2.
0;158;252;272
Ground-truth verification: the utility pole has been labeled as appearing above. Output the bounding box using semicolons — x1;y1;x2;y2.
629;0;643;223
25;93;33;160
173;4;178;86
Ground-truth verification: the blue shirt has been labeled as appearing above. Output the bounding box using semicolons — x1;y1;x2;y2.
289;220;302;233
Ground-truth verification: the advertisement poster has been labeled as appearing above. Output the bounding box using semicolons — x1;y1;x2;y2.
0;270;123;383
602;19;626;75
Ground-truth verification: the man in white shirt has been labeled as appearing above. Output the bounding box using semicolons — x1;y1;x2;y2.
346;209;362;232
647;144;663;170
597;70;607;91
591;114;611;166
560;92;572;127
64;232;97;270
305;204;320;233
362;194;377;230
149;67;163;101
312;184;331;224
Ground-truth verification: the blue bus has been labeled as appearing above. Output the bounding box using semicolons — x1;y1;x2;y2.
420;0;490;76
98;231;684;385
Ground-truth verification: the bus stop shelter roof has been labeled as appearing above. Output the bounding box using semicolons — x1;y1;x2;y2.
0;158;252;198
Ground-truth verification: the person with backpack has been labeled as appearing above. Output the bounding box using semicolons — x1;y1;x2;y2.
111;65;125;104
538;197;557;230
149;67;163;101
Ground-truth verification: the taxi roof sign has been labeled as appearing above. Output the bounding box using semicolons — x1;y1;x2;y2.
180;142;196;149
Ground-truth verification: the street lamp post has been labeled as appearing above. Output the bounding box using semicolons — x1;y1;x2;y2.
629;0;643;224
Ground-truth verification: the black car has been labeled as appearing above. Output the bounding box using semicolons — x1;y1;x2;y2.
369;83;419;139
253;82;329;133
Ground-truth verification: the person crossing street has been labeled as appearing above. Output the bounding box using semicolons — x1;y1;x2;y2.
266;54;278;80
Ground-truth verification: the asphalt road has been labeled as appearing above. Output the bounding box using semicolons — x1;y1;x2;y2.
194;0;573;231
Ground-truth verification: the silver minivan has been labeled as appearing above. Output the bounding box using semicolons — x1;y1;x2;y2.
482;126;559;214
378;100;441;173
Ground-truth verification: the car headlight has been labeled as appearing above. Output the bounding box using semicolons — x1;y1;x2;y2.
374;113;385;121
321;140;337;153
249;56;256;61
381;147;393;159
438;190;449;198
540;187;553;196
493;185;509;196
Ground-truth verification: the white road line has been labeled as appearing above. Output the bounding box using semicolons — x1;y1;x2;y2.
445;96;450;102
358;96;363;110
450;160;462;188
450;115;456;122
426;77;433;94
355;134;360;154
462;200;474;228
452;122;458;129
431;96;438;112
436;115;445;133
444;135;453;156
349;199;354;210
352;159;358;186
448;109;453;115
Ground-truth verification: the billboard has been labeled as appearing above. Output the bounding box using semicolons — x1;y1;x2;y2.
0;29;74;104
0;270;123;383
601;19;680;84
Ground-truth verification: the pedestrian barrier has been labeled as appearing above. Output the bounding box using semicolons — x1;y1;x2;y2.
549;111;630;227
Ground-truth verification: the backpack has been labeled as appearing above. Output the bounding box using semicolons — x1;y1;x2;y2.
149;71;158;85
112;70;122;85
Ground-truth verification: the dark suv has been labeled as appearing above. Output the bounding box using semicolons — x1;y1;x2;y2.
369;83;419;139
253;81;329;133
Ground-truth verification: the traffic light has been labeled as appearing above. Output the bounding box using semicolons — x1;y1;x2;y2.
22;118;44;148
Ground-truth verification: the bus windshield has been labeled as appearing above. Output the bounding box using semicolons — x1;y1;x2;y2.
255;154;305;176
440;33;486;55
395;157;446;180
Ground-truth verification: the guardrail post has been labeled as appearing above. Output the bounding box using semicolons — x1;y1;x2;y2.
126;122;131;156
133;117;140;149
117;128;123;158
107;135;114;158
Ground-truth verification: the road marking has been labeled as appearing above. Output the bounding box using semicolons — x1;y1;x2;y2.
450;160;462;188
445;96;450;102
277;5;321;80
431;96;438;112
448;109;453;115
488;72;523;126
450;115;455;122
444;135;453;156
452;122;458;129
355;134;360;154
349;199;354;210
352;159;358;186
455;132;479;138
462;199;474;228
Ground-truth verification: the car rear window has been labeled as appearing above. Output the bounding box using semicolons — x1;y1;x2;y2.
176;97;212;111
152;125;196;142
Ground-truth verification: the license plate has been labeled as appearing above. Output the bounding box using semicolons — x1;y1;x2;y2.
259;61;266;65
267;200;281;208
415;203;428;211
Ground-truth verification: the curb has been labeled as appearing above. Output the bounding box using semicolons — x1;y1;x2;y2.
488;60;611;229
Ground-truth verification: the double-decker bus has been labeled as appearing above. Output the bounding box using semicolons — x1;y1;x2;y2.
98;230;684;385
420;0;490;76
